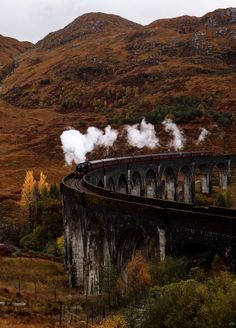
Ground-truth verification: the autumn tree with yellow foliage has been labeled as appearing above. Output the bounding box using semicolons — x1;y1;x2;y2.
56;235;64;256
38;171;49;198
19;170;54;228
91;314;127;328
20;170;37;208
19;170;37;225
18;170;63;252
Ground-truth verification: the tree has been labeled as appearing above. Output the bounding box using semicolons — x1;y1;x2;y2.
56;235;64;256
134;272;236;328
119;253;151;301
99;263;118;307
49;183;61;199
20;226;46;251
19;170;37;228
149;257;188;286
214;190;233;208
38;171;49;198
91;314;127;328
20;170;36;208
17;170;63;251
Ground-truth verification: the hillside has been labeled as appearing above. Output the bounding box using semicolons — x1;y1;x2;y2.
0;10;236;328
37;12;141;49
0;35;32;81
1;8;236;118
0;9;236;200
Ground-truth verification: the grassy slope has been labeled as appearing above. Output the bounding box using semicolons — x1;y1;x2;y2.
0;257;82;328
0;98;118;200
0;99;70;199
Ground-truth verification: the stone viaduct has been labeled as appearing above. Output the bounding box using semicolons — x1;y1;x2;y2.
61;152;236;294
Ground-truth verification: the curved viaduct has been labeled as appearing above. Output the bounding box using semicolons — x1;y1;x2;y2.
61;152;236;294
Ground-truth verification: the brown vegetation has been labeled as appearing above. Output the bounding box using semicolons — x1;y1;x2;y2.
0;35;32;81
0;257;82;328
0;8;235;202
1;9;235;115
0;9;236;327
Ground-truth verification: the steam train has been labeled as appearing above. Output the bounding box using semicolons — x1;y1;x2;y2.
74;161;92;177
74;151;213;177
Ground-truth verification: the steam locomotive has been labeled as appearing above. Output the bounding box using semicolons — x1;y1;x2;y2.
74;161;92;177
74;151;213;178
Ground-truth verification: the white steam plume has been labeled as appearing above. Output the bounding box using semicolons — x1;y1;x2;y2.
196;128;210;144
162;118;186;151
60;125;118;165
125;118;160;149
97;125;118;147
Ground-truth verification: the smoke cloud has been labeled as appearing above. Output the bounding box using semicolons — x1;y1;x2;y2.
60;118;190;165
97;125;118;148
60;125;118;165
196;127;209;144
162;118;186;151
125;118;160;149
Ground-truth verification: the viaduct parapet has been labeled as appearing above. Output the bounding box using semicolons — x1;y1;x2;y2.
61;152;236;294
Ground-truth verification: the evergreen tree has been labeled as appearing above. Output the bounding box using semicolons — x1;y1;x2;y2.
49;183;61;199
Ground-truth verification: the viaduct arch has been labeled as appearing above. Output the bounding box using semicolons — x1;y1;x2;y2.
61;152;236;294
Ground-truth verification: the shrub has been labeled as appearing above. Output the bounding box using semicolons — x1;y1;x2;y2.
46;242;57;255
39;79;51;86
121;101;203;125
79;120;86;127
49;184;61;200
145;104;203;125
210;111;236;126
91;314;127;328
12;250;22;257
60;96;79;111
56;236;64;256
118;253;151;302
214;190;233;208
123;272;236;328
149;257;188;286
20;226;47;251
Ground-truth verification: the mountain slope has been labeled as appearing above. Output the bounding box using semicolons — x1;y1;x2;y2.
1;9;236;117
1;10;236;201
0;35;32;80
37;12;142;49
